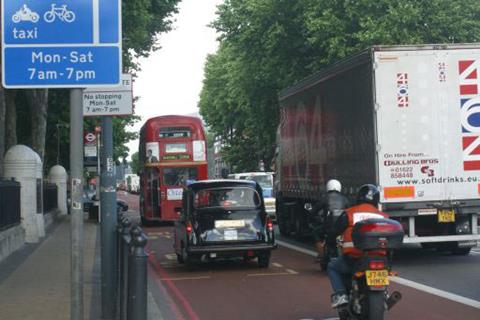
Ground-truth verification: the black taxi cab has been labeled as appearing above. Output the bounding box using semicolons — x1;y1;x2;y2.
173;180;276;269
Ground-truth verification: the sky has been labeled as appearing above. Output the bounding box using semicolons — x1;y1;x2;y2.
125;0;224;159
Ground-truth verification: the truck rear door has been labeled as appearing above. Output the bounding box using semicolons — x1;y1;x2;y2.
374;48;480;203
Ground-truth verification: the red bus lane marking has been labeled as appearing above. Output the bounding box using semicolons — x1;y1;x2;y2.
148;251;201;320
148;264;186;320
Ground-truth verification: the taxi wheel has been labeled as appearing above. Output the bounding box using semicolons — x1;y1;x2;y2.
258;252;270;268
183;247;197;270
177;253;184;264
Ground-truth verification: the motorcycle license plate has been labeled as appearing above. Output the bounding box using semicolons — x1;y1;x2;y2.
438;209;455;223
365;270;389;286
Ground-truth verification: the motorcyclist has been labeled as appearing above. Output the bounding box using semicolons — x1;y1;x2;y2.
312;179;349;262
326;184;389;308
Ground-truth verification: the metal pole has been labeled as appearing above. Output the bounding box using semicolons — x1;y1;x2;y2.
101;116;118;319
70;89;84;320
97;130;101;223
118;215;131;320
127;226;148;320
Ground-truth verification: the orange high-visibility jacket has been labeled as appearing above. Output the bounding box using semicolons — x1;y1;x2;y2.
341;203;389;258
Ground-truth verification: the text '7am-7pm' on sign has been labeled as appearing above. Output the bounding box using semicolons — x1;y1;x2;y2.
1;0;122;88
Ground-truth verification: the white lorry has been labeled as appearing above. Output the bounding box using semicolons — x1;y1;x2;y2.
275;44;480;254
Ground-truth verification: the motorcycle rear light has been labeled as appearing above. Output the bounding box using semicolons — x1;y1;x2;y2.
358;222;402;233
186;222;193;234
266;218;274;231
369;260;386;270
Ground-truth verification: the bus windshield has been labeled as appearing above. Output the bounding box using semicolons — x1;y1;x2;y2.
163;168;198;186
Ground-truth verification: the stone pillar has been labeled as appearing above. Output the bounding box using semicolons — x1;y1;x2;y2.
48;165;68;215
35;160;45;238
4;145;44;243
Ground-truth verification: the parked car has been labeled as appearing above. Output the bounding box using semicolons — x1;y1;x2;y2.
174;180;277;269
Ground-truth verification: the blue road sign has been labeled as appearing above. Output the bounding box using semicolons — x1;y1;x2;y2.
1;0;121;88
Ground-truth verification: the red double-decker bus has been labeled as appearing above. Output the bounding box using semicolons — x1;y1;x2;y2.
139;115;208;224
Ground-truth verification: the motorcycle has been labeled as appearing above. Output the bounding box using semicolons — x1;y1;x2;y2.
336;218;404;320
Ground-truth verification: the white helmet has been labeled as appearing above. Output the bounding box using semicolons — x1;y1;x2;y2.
326;179;341;192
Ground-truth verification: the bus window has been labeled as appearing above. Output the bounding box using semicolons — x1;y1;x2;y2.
163;168;198;186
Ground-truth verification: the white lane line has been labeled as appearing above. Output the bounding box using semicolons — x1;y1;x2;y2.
286;269;299;275
165;253;177;261
391;276;480;309
276;239;480;309
272;262;283;268
246;272;297;277
159;276;211;281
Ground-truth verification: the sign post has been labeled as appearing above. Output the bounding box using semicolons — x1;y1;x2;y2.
2;1;122;319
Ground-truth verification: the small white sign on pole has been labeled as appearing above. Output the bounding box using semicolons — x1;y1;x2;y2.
83;73;133;116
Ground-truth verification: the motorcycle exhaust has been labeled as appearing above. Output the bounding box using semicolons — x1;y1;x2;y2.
386;291;402;310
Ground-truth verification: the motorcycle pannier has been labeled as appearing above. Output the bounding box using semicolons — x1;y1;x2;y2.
352;218;404;250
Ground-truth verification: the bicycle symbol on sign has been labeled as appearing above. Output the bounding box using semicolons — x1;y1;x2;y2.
44;4;76;23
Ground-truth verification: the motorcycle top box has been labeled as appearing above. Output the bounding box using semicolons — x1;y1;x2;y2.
352;218;404;250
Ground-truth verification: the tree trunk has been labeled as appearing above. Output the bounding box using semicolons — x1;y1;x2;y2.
5;90;17;152
26;89;49;162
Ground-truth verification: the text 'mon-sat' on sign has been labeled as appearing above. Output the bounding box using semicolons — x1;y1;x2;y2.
1;0;121;88
83;74;133;116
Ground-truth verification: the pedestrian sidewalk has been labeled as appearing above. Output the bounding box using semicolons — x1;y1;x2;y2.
0;216;100;320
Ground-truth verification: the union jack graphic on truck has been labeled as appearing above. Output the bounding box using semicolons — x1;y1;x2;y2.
459;60;480;171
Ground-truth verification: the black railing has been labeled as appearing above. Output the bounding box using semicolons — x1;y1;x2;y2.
0;180;21;231
117;212;148;320
43;182;58;214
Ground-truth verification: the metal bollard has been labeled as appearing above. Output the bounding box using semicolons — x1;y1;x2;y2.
118;215;131;320
127;226;148;320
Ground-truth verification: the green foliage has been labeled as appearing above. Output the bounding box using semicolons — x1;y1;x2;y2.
200;0;480;172
130;151;140;174
123;0;181;70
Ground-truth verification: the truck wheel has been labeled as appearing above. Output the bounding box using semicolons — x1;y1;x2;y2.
450;242;472;255
421;243;436;250
294;213;306;240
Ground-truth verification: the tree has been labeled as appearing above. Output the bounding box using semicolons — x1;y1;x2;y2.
26;89;49;160
130;152;140;175
200;0;480;172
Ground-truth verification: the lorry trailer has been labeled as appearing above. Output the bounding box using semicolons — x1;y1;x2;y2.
275;44;480;254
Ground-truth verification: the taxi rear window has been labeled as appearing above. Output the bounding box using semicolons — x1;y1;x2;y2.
194;187;260;209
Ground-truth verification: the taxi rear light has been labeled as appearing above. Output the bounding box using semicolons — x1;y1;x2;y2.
368;260;385;270
266;218;274;231
186;222;193;234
